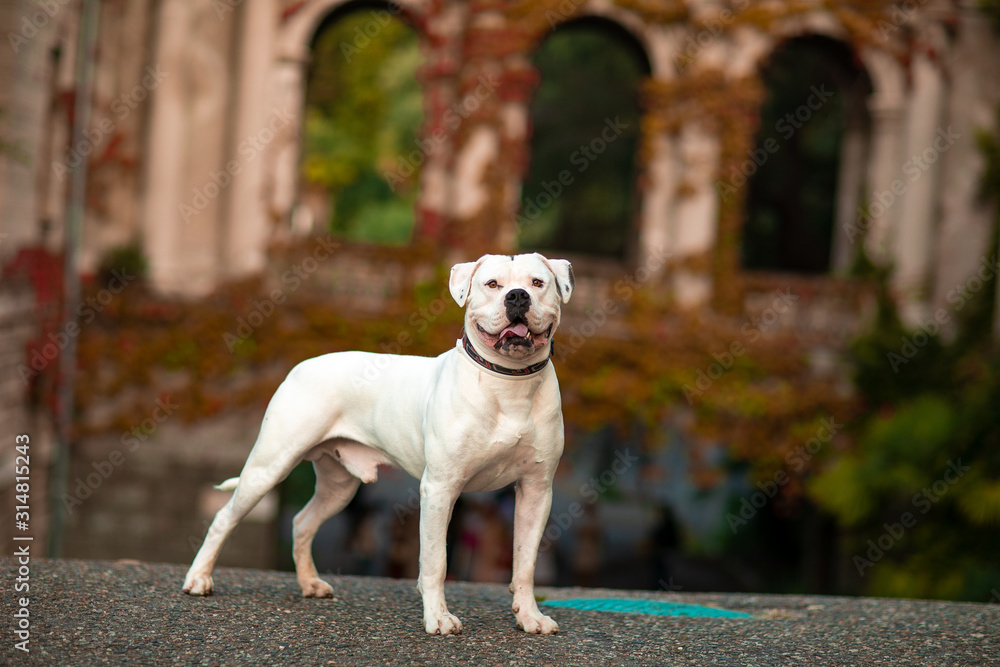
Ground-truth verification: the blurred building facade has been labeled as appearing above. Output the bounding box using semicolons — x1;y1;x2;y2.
2;0;999;585
3;1;998;310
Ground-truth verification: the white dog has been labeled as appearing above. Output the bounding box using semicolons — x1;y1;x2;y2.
183;253;573;635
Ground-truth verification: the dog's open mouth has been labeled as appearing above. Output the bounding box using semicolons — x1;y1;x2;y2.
476;319;551;352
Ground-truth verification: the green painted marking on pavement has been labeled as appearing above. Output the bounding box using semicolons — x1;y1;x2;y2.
541;598;751;619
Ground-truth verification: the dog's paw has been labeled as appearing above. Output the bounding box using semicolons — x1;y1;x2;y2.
300;577;334;598
182;573;214;596
515;609;559;635
424;611;463;636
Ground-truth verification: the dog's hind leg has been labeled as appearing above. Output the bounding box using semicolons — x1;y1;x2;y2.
183;443;304;596
292;453;361;598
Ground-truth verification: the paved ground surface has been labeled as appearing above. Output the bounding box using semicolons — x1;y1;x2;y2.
3;558;998;665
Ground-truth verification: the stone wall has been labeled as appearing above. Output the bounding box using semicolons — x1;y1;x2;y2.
62;409;278;569
0;278;53;555
0;0;77;259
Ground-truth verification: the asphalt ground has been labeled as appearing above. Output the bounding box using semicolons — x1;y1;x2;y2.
3;559;998;666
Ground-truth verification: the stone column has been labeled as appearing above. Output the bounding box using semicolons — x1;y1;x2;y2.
493;49;540;254
891;49;947;324
635;24;679;278
80;0;156;271
859;50;907;266
268;57;309;239
142;0;236;296
141;0;189;294
932;7;1000;331
223;0;278;278
670;124;719;309
637;132;678;273
830;117;869;274
415;1;465;244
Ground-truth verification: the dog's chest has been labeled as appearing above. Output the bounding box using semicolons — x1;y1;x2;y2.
473;387;539;447
489;409;533;450
458;396;551;492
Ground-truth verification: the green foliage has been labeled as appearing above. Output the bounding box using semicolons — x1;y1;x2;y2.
520;22;647;258
809;109;1000;601
979;0;1000;31
97;242;148;284
848;274;951;407
301;10;423;245
811;345;1000;599
810;397;956;526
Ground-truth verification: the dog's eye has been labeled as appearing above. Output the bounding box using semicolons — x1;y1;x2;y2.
532;279;544;288
486;280;499;289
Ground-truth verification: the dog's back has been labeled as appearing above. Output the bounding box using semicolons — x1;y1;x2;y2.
266;349;452;476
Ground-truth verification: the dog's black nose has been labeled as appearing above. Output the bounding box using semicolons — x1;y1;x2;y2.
505;288;530;317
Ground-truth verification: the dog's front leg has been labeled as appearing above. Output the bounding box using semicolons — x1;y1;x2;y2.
418;474;462;635
510;478;559;634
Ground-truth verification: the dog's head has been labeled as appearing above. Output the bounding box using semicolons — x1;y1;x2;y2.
449;253;574;365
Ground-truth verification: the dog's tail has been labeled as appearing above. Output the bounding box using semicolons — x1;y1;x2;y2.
214;477;240;492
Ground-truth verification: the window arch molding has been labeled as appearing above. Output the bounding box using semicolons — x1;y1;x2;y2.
517;15;652;260
255;0;430;239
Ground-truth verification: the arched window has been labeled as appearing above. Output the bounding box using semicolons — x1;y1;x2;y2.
519;18;650;259
298;2;424;245
741;36;872;274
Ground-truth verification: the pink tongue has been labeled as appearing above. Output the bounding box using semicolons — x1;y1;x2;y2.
502;322;530;338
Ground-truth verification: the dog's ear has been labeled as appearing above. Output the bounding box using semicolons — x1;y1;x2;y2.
449;260;480;307
541;257;574;304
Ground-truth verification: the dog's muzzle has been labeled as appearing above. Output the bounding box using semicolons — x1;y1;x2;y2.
497;289;533;350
